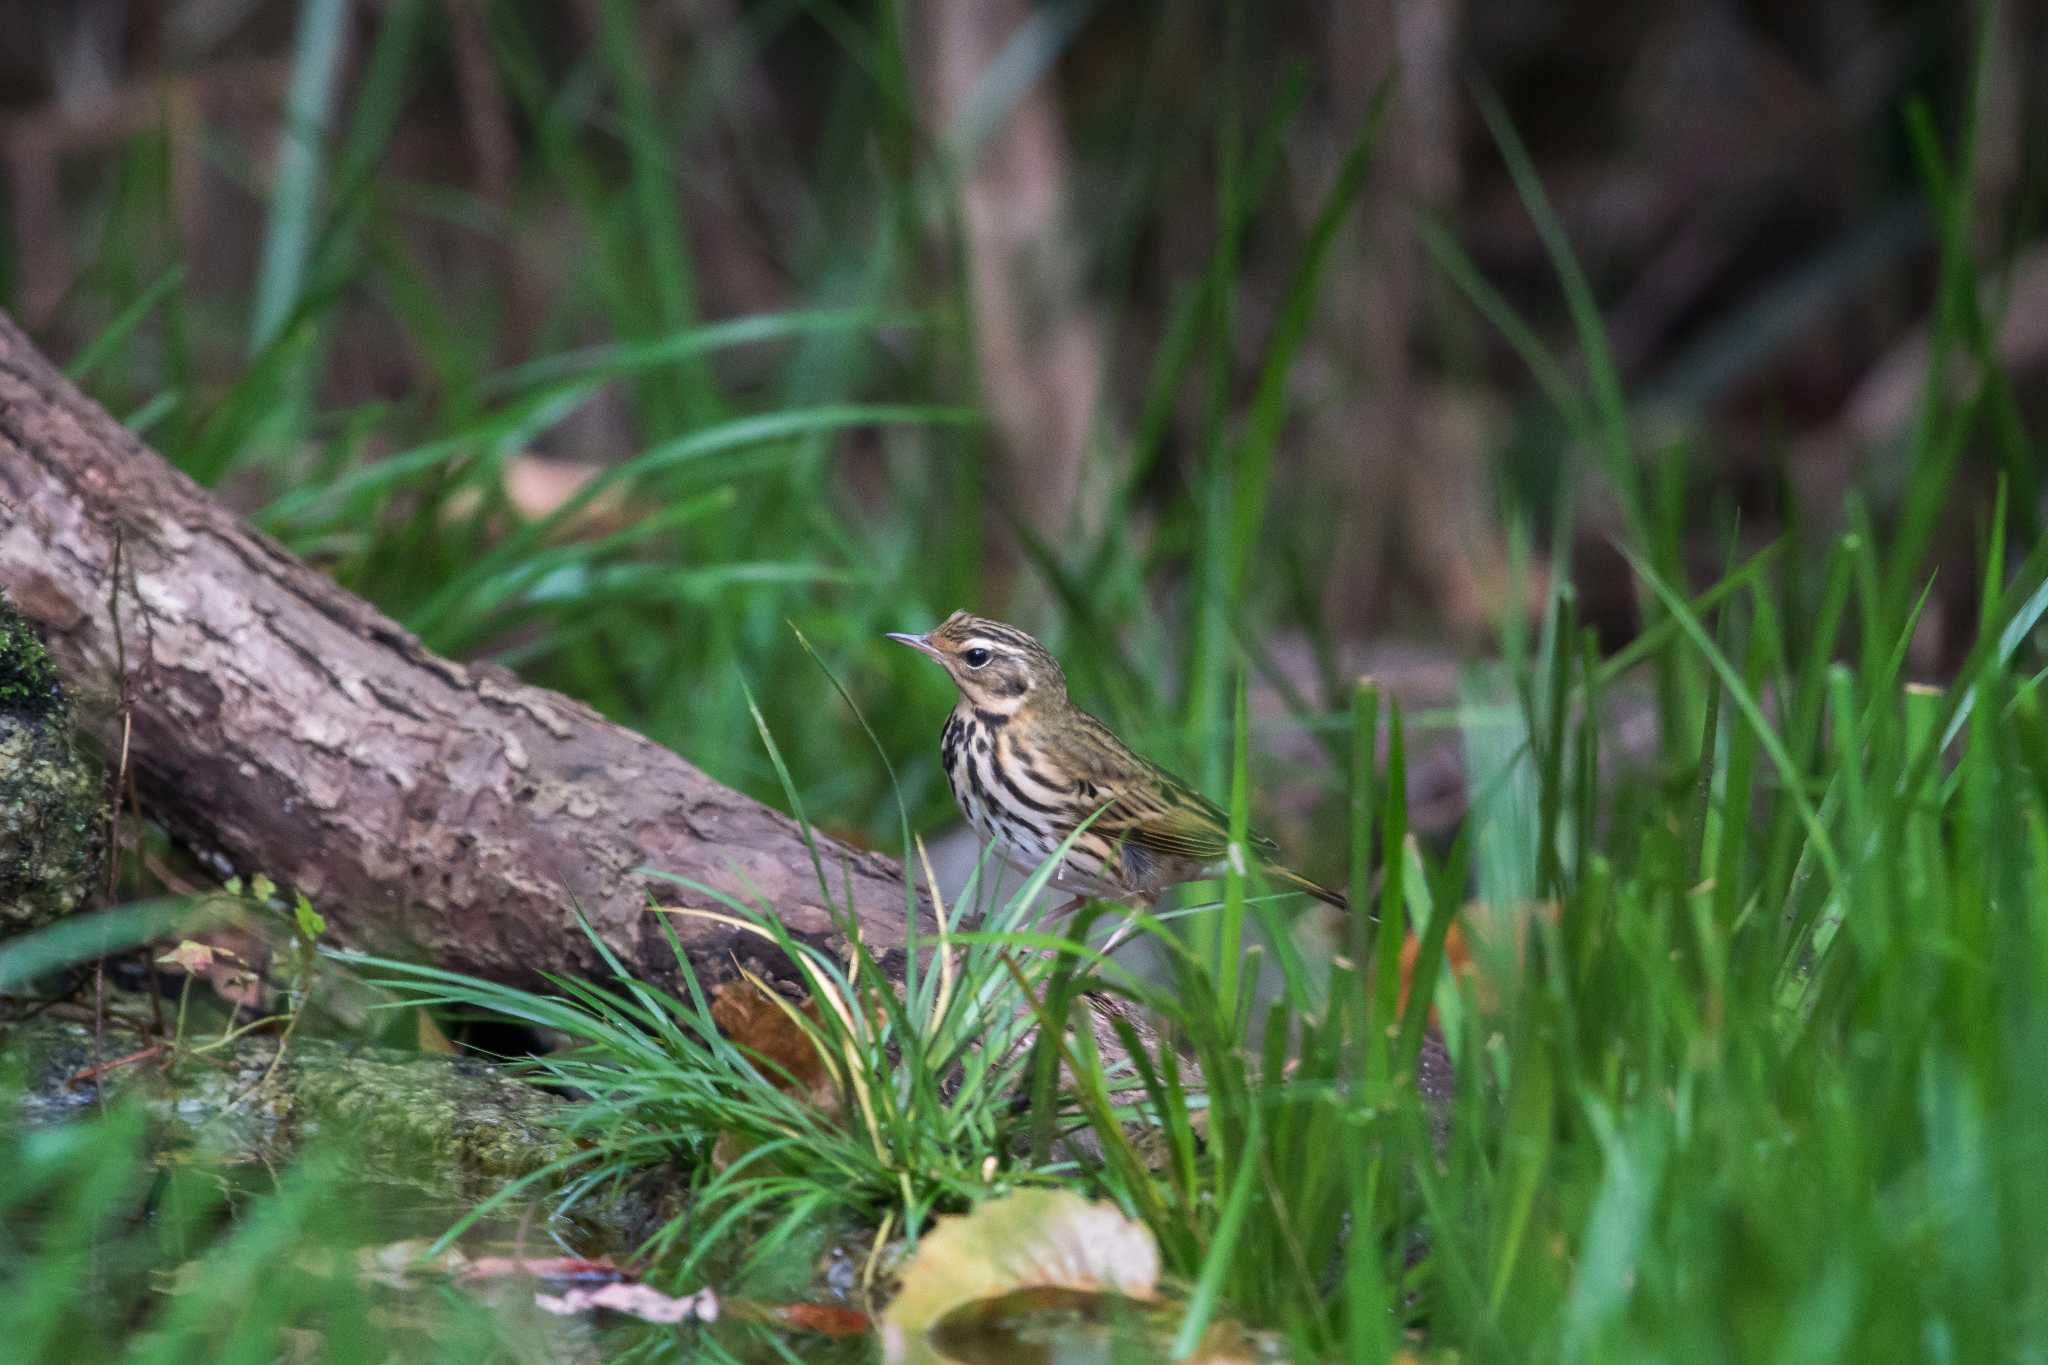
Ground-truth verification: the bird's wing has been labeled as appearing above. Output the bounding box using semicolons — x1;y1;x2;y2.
1064;712;1281;866
1102;775;1237;863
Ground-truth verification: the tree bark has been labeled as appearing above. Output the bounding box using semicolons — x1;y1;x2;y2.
0;307;927;993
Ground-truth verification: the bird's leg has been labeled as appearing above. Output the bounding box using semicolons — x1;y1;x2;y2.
1025;893;1091;939
1046;888;1138;924
1094;895;1155;960
1046;894;1091;920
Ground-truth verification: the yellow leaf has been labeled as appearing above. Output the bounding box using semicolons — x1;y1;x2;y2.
880;1190;1158;1363
415;1009;457;1055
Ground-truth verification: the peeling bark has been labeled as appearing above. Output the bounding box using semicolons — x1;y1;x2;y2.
0;307;926;994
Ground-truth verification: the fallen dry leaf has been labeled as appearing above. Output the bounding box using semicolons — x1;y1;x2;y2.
457;1256;622;1285
442;453;634;537
709;980;835;1100
156;940;215;973
1399;900;1560;1019
503;456;606;527
416;1008;458;1054
929;1286;1283;1364
352;1242;629;1294
880;1190;1159;1363
707;976;844;1176
534;1281;719;1325
735;1300;874;1337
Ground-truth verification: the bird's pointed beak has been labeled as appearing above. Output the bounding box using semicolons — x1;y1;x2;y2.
885;631;945;663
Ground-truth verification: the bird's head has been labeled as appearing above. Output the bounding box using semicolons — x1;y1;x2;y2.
887;611;1067;714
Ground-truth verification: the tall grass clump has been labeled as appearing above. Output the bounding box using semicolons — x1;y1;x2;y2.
1021;514;2048;1359
355;667;1151;1294
998;28;2048;1357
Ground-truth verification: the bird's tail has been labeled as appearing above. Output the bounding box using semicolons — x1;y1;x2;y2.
1265;863;1349;912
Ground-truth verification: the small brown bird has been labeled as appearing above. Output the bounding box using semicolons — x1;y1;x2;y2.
888;612;1348;917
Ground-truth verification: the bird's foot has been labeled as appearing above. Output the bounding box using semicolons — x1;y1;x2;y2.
1096;905;1152;959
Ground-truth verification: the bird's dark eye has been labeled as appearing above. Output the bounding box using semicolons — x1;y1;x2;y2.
962;647;992;669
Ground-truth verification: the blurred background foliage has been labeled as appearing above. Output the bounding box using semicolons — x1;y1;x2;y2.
1;0;2040;862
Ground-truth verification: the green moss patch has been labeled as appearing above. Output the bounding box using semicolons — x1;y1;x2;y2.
0;592;104;933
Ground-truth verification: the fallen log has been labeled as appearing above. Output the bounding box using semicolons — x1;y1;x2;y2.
0;307;926;992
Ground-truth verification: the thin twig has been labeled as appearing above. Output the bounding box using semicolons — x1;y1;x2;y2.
103;528;129;902
231;1004;303;1109
94;529;133;1101
140;849;204;896
66;1043;166;1087
223;938;315;1110
91;957;107;1109
189;1012;289;1053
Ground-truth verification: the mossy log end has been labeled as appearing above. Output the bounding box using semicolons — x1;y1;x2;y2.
15;1019;680;1247
0;306;928;996
0;591;104;933
17;1019;570;1187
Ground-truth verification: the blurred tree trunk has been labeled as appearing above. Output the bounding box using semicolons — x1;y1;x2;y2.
920;0;1110;582
1315;0;1523;640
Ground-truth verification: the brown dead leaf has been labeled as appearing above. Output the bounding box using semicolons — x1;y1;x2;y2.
502;454;611;523
1399;901;1560;1019
708;978;845;1169
709;979;838;1110
353;1243;629;1295
738;1301;874;1337
819;823;879;852
437;453;635;539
